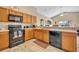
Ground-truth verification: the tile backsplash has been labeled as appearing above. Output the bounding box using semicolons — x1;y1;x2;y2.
0;22;8;30
0;22;32;30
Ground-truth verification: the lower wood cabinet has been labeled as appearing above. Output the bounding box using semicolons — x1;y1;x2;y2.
34;29;49;43
62;32;77;52
34;29;39;39
37;29;43;41
0;31;9;50
25;29;34;41
43;30;49;43
34;29;42;40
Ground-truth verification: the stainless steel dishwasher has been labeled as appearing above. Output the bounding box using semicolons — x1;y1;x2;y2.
49;31;62;48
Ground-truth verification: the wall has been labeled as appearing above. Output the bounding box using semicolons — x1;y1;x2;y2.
52;12;79;27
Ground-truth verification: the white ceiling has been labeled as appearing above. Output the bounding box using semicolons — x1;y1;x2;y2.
34;6;79;17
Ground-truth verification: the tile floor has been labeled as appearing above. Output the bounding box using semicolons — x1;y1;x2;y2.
1;39;63;52
1;36;79;52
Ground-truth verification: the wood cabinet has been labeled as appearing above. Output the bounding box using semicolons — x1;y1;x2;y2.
27;14;32;24
37;29;43;41
0;7;9;22
9;9;23;16
23;14;32;24
25;29;34;41
34;29;38;39
62;32;77;52
23;13;28;23
0;31;9;50
32;16;37;24
43;30;49;43
34;29;49;43
23;14;37;24
34;29;43;41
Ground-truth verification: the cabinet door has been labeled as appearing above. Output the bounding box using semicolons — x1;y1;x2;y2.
38;30;43;41
27;15;32;24
0;7;9;22
32;16;37;24
62;32;77;52
25;29;33;41
9;9;23;16
33;29;36;38
23;14;32;23
23;13;27;23
34;29;39;39
0;31;9;50
43;30;49;43
9;9;17;15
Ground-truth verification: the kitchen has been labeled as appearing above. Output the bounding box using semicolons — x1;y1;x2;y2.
0;6;79;52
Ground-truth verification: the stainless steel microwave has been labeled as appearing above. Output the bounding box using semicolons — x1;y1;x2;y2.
8;14;23;22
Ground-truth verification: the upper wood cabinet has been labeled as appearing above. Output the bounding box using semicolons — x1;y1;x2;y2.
23;13;28;23
27;14;32;24
9;9;23;16
23;14;32;24
32;16;37;24
0;31;9;50
0;7;9;22
23;13;37;24
62;32;77;52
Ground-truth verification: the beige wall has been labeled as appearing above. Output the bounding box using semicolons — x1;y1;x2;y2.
52;12;79;27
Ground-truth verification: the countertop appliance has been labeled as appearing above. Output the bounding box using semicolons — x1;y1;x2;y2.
8;14;23;22
8;25;24;48
24;25;36;28
49;31;62;48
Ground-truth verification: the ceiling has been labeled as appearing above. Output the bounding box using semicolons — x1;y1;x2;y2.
34;6;79;18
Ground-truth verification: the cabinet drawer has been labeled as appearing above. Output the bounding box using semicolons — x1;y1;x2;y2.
62;32;76;36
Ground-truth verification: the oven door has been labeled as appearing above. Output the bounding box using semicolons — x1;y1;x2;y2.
13;30;18;39
17;30;23;37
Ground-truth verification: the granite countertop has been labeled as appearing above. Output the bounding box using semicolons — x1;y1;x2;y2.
24;27;77;33
44;28;77;33
43;27;78;33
